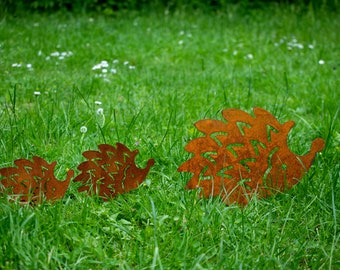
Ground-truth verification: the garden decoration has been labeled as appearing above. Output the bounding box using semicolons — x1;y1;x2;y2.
0;156;73;203
74;143;155;200
178;107;325;205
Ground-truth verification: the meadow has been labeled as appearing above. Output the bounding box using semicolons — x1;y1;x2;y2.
0;4;339;269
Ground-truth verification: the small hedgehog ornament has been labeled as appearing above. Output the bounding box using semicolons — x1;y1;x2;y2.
74;143;155;200
0;156;73;203
178;107;325;205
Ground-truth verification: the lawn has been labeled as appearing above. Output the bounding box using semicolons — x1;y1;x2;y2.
0;4;339;269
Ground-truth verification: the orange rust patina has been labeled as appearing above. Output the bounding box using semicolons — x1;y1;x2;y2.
178;107;325;205
0;156;73;203
74;143;155;200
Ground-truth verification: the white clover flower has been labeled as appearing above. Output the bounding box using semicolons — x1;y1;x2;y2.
26;64;33;69
124;61;129;65
61;52;68;56
101;60;109;67
92;64;101;70
51;51;60;57
11;63;21;67
296;43;304;49
95;101;102;105
318;60;325;65
96;108;104;115
113;59;119;64
80;126;87;133
246;54;254;60
34;91;41;96
110;68;117;74
129;65;135;70
102;68;108;73
308;44;314;49
59;56;65;60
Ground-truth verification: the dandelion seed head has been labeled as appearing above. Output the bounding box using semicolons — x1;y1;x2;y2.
80;126;87;133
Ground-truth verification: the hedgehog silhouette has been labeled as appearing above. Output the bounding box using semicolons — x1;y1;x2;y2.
178;107;325;205
74;143;155;200
0;156;73;203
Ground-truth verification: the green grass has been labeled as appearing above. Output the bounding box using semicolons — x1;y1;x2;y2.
0;5;339;269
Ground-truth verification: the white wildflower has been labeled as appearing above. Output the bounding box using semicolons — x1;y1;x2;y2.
34;91;41;96
51;51;60;57
318;60;325;65
96;108;104;115
246;54;254;60
129;65;135;70
95;101;102;105
92;64;101;70
101;60;109;67
80;126;87;133
110;68;117;74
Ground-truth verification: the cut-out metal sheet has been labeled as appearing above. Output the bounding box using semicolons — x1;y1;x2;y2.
74;143;155;199
0;156;73;203
178;107;325;205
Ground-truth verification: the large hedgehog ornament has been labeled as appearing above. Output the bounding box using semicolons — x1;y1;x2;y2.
178;107;325;205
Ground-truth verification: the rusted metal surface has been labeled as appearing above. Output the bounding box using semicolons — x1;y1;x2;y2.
178;107;325;205
74;143;155;199
0;156;73;203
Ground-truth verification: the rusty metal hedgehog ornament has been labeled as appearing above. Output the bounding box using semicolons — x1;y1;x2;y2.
74;143;155;200
178;107;325;205
0;156;73;203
